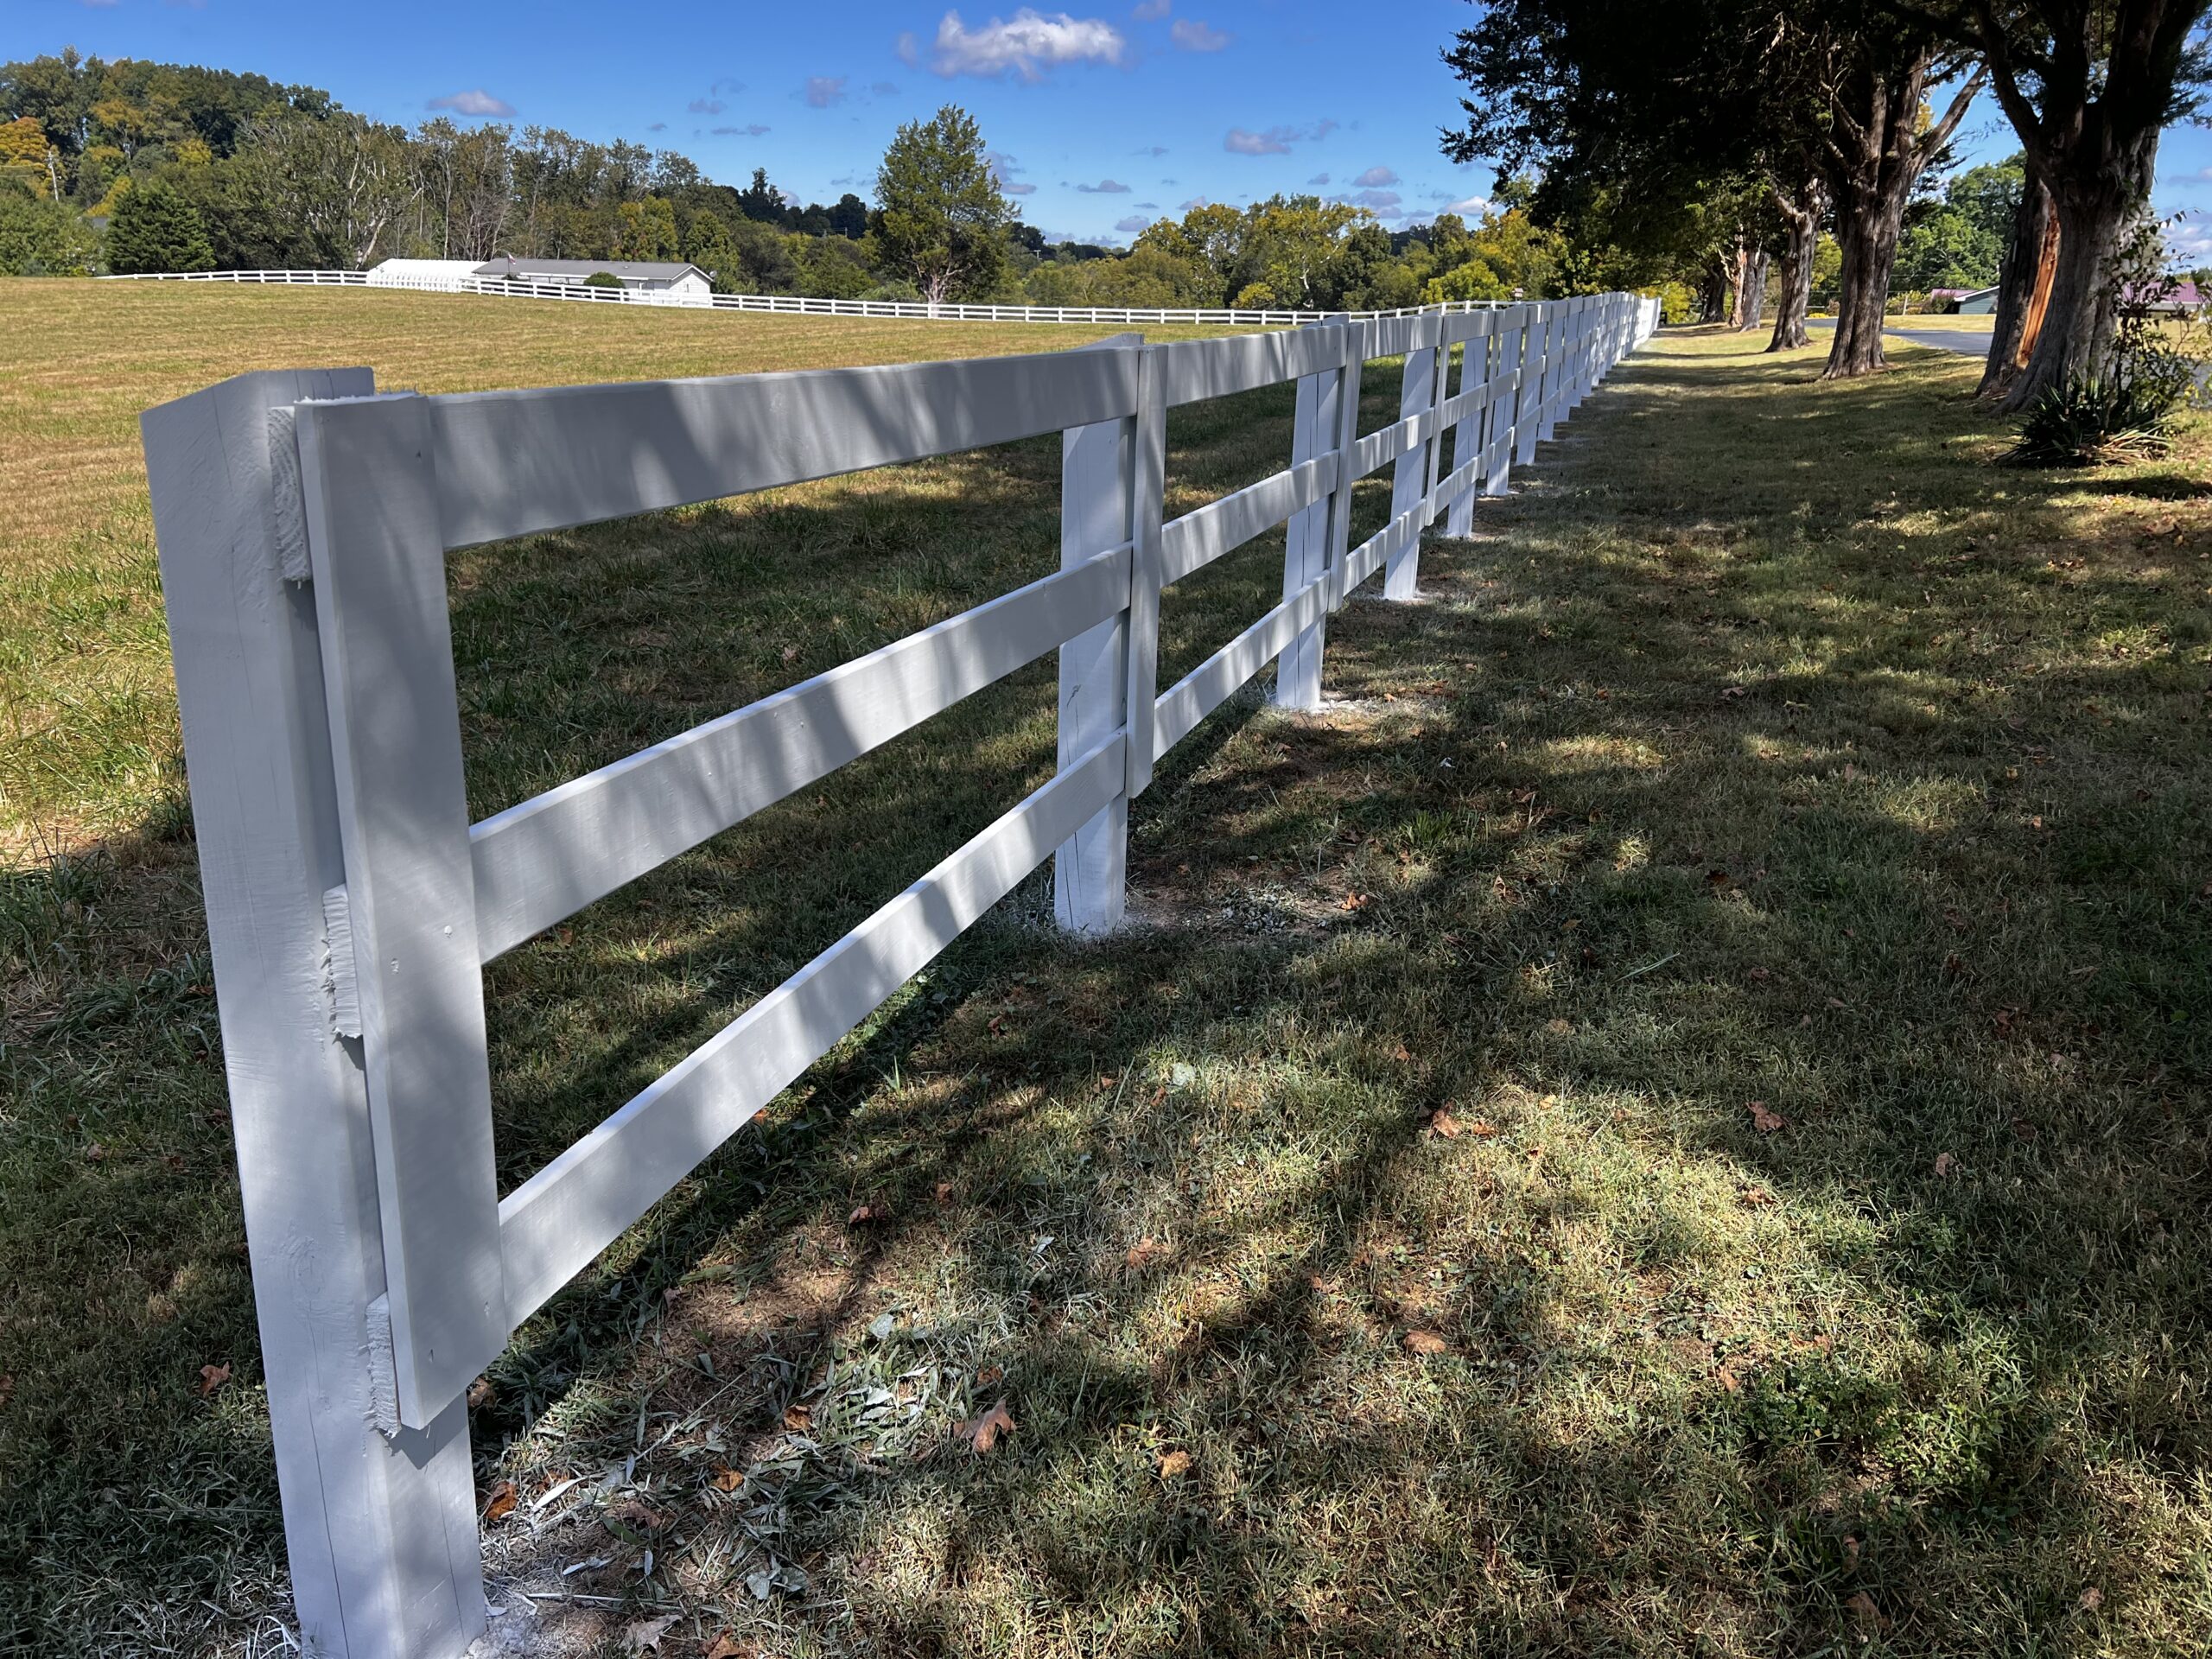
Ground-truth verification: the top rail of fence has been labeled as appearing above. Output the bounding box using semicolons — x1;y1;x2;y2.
100;265;1524;329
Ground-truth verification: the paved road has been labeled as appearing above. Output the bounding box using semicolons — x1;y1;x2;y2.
1807;318;1991;356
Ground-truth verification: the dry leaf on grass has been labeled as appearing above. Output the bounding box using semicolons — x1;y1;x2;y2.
783;1402;813;1431
2080;1586;2104;1611
198;1362;230;1396
1844;1591;1888;1630
1403;1330;1449;1357
1158;1449;1192;1478
1339;892;1370;911
964;1399;1014;1453
1467;1118;1500;1136
622;1613;678;1653
1934;1151;1956;1177
710;1464;743;1491
704;1637;748;1659
934;1181;954;1205
465;1376;494;1410
1428;1109;1460;1139
848;1202;886;1224
1748;1100;1785;1134
480;1479;518;1523
1125;1237;1166;1272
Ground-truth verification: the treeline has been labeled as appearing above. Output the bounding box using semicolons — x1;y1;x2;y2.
1446;0;2210;409
3;46;1602;312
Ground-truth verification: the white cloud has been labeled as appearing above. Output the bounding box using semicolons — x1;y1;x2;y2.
689;98;726;114
905;10;1129;82
712;124;772;137
1224;119;1334;156
1171;17;1230;50
1116;213;1150;232
871;80;900;96
805;76;849;107
1307;172;1331;187
1352;165;1398;188
1135;200;1159;208
1077;178;1132;193
1179;195;1211;211
1133;0;1169;16
1348;188;1401;211
988;149;1039;196
427;89;515;117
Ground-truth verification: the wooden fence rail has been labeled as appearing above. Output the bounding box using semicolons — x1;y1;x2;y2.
140;292;1658;1657
103;264;1519;329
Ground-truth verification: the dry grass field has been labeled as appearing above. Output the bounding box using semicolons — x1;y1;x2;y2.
2;289;2208;1657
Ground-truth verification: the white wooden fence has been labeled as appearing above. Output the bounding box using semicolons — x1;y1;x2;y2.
140;291;1656;1657
103;264;1515;329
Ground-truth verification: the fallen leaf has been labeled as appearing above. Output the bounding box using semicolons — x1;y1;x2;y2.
848;1202;886;1224
611;1497;668;1531
1716;1361;1743;1393
1158;1449;1192;1478
1748;966;1770;982
782;1402;813;1432
198;1362;231;1396
1748;1101;1785;1135
933;1180;954;1205
1842;1534;1862;1568
1742;1186;1775;1207
480;1479;518;1523
1467;1118;1500;1136
1125;1237;1166;1272
1339;892;1370;911
710;1463;743;1491
964;1399;1015;1454
85;1143;107;1165
780;644;801;664
466;1376;494;1411
0;1374;12;1410
622;1613;678;1654
1428;1109;1461;1139
976;1363;1004;1387
1403;1330;1449;1357
1844;1591;1888;1630
704;1637;747;1659
1934;1152;1956;1178
2080;1586;2104;1611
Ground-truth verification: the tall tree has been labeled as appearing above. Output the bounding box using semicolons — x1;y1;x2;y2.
105;176;214;272
874;105;1014;304
1924;1;2212;406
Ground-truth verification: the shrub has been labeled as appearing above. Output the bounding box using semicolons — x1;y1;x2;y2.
0;192;99;276
2009;372;2182;466
582;270;623;289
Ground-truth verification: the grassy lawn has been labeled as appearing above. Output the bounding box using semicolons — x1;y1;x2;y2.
4;299;2209;1656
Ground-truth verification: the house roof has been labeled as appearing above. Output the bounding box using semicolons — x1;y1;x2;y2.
2121;278;2203;307
369;258;487;277
1929;286;1993;300
472;257;706;283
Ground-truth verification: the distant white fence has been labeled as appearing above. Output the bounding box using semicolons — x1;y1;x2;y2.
140;292;1657;1659
105;264;1516;329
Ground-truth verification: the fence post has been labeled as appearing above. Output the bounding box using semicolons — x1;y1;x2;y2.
1444;312;1492;537
1122;347;1170;798
1516;303;1545;466
1276;320;1352;709
1383;313;1440;601
142;371;486;1659
1055;335;1143;932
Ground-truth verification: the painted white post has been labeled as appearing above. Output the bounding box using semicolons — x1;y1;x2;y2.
1516;303;1546;466
1122;347;1169;798
1444;314;1492;537
1327;318;1369;602
1055;334;1142;932
142;371;486;1659
1274;321;1347;709
1539;302;1567;443
1383;313;1440;601
1487;304;1524;496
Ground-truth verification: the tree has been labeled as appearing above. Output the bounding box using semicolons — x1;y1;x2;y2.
1926;0;2212;408
1894;205;2002;292
0;191;98;273
232;111;410;265
735;166;784;224
874;105;1014;304
105;177;213;272
614;194;678;260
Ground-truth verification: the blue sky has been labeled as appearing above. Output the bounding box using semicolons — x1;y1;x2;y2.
12;0;2212;255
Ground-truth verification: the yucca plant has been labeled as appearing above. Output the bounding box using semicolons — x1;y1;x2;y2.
2009;371;2179;467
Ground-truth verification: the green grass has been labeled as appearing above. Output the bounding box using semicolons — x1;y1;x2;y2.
3;298;2210;1656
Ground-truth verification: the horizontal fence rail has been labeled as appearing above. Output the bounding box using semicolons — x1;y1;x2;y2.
103;264;1521;328
140;291;1658;1658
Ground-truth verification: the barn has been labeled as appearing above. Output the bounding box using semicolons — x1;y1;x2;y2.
470;256;715;302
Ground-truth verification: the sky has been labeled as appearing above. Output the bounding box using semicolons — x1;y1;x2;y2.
10;0;2212;256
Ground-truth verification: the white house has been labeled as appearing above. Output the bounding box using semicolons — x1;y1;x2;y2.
470;257;714;302
365;258;491;290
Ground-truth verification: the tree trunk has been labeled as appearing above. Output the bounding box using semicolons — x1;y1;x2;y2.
1979;172;2056;401
1767;179;1822;352
1823;183;1906;378
2001;143;2157;410
1819;53;1980;379
1737;250;1770;329
1699;259;1729;323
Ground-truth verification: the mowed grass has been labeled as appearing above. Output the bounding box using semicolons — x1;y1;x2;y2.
1;296;2208;1657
